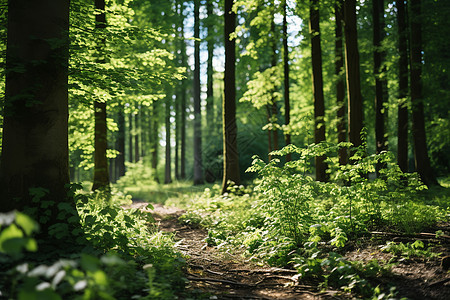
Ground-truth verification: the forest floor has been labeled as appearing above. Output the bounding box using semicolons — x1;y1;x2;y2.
126;201;450;300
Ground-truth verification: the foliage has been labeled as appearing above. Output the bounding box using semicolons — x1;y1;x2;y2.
169;142;449;298
380;240;441;261
0;186;186;299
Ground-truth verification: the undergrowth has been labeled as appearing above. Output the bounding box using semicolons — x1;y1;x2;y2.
0;184;186;299
171;142;449;299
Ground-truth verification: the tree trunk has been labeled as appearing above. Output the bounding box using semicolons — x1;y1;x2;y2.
116;109;126;179
0;0;71;214
92;0;110;192
165;95;172;184
193;0;204;185
397;0;409;172
180;15;187;180
344;0;364;151
270;0;279;154
175;89;180;180
128;113;133;163
222;0;241;194
206;0;215;134
409;0;438;186
335;0;347;165
205;0;215;183
282;0;291;162
134;112;140;162
373;0;387;165
310;0;327;181
150;103;159;183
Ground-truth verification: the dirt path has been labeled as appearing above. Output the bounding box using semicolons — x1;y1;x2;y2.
129;202;337;299
128;202;450;300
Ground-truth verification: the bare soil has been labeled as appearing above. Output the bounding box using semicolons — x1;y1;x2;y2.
127;202;450;299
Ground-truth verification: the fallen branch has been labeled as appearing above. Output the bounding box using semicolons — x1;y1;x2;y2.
428;277;450;288
370;231;450;240
230;267;298;274
186;276;253;287
254;275;297;286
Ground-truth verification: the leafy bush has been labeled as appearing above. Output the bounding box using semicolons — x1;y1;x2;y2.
0;186;186;299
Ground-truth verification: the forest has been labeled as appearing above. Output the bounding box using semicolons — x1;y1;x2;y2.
0;0;449;299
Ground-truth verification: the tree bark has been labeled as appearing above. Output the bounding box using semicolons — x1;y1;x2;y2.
180;15;187;180
222;0;241;194
335;0;347;165
134;112;140;162
282;0;291;162
165;95;172;184
193;0;204;185
206;0;215;134
310;0;327;181
0;0;71;213
116;108;126;179
128;113;133;163
373;0;387;163
150;103;159;183
343;0;364;151
409;0;438;186
92;0;110;192
397;0;408;172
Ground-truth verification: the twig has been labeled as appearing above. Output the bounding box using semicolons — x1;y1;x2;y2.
186;276;253;287
254;275;297;286
428;277;450;288
230;267;298;274
370;231;450;240
205;269;224;276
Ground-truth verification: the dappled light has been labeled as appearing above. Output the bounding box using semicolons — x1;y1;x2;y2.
1;0;449;299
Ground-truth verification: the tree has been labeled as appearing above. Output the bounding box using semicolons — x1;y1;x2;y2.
165;94;172;184
335;0;347;165
343;0;364;150
409;0;438;186
134;111;140;163
269;0;279;159
373;0;387;162
0;0;72;215
397;0;408;172
92;0;110;191
282;0;291;162
193;0;204;185
115;109;126;179
309;0;327;181
222;0;241;193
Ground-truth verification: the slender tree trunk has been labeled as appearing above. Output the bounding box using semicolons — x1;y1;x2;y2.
266;104;273;161
409;0;438;186
310;0;327;181
270;0;279;154
165;95;172;184
0;0;71;213
335;0;347;165
128;113;133;162
205;0;215;183
180;20;187;180
397;0;409;172
206;1;215;133
193;0;204;185
282;0;291;162
175;90;180;180
344;0;364;151
92;0;110;192
373;0;387;164
134;112;140;162
150;103;159;183
116;109;126;179
222;0;241;194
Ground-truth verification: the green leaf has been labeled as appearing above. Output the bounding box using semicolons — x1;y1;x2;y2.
15;212;39;236
0;224;24;254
